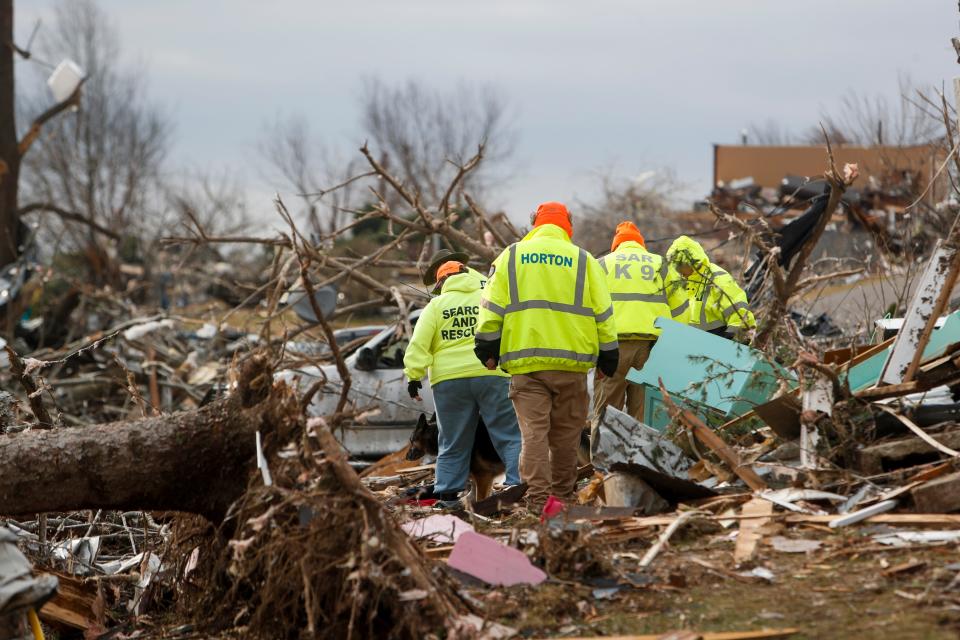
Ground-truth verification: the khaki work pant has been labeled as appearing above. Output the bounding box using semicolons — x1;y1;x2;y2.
592;339;654;424
508;371;588;509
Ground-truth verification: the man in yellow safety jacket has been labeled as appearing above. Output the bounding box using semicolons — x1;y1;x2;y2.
594;221;690;423
666;235;756;340
404;261;521;508
475;202;619;511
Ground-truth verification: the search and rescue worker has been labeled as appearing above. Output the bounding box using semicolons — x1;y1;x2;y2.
475;202;619;511
403;260;521;507
422;248;487;289
594;221;691;423
666;235;756;341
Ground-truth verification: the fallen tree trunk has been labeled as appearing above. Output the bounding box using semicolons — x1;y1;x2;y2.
0;355;297;522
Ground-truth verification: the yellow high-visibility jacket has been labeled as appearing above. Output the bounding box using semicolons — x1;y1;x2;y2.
666;235;756;333
463;266;487;289
600;241;691;339
476;224;618;375
404;272;509;385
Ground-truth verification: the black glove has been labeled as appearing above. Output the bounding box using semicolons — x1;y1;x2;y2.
474;338;501;369
597;348;619;378
407;380;422;399
724;327;751;344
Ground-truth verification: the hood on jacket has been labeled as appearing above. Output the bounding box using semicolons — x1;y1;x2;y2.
439;271;482;294
522;223;573;243
667;235;710;276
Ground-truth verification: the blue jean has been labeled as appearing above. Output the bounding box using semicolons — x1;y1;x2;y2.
432;376;522;493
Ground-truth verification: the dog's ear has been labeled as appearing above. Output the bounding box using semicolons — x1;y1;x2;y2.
411;414;426;436
416;413;429;430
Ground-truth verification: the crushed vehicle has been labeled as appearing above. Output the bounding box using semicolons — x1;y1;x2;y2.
285;325;385;359
285;309;437;459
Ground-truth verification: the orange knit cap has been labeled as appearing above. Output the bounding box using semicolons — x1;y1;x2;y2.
435;260;464;283
534;201;573;239
611;221;645;251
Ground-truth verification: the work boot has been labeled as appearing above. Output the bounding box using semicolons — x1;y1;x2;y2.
404;484;436;498
437;498;464;511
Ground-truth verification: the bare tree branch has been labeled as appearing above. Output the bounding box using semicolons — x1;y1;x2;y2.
18;200;119;240
17;82;83;157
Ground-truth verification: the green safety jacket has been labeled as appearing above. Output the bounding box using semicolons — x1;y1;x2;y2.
600;241;691;339
404;272;509;385
666;235;756;333
476;224;618;375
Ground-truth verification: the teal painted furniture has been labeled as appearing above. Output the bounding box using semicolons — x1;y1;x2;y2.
627;318;789;426
636;383;721;432
846;310;960;393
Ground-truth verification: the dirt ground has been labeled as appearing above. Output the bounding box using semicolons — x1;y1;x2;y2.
468;522;960;639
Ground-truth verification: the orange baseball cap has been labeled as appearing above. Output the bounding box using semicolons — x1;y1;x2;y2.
534;201;573;239
611;221;645;251
435;260;465;282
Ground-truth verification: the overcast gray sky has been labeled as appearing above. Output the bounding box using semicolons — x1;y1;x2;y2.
15;0;960;223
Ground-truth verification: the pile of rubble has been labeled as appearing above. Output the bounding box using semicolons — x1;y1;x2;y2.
4;170;960;637
347;236;960;638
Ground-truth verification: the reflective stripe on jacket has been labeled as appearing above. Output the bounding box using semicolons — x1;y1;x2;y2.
404;272;509;384
476;224;618;375
666;235;756;333
599;241;690;338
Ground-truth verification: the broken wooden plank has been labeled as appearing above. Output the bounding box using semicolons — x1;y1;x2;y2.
829;500;898;528
358;443;420;478
599;512;960;535
908;461;957;483
837;336;895;371
903;260;960;383
639;510;703;569
911;471;960;513
881;560;927;577
753;393;801;440
715;407;759;433
38;572;102;633
560;628;800;640
734;498;774;564
880;241;960;385
423;545;455;558
799;513;960;525
874;405;960;458
857;425;960;474
855;381;922;400
800;374;831;469
398;463;436;475
658;379;768;491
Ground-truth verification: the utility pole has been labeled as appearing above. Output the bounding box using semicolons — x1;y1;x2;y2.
0;0;19;266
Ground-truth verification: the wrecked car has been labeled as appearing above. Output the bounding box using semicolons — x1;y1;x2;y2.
284;309;437;459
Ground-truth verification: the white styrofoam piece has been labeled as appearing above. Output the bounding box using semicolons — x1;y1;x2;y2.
47;59;85;102
828;499;898;528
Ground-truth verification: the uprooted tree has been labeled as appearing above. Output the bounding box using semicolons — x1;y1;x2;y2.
0;354;294;522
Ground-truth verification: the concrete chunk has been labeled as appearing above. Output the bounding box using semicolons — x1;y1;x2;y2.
911;472;960;513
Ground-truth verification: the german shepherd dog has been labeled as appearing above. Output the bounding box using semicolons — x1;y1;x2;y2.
406;413;505;501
